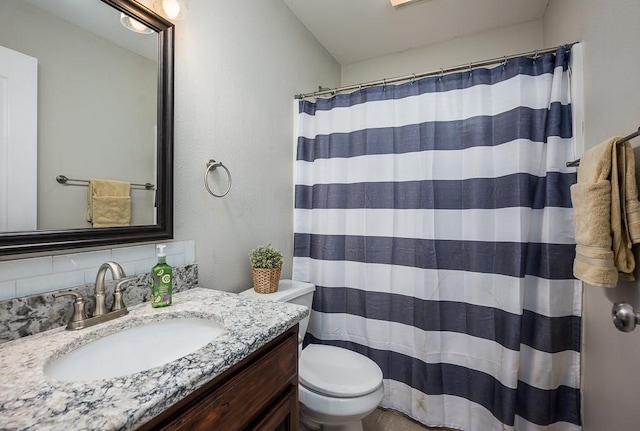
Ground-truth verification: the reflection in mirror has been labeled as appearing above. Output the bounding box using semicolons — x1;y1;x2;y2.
1;0;157;231
0;0;174;255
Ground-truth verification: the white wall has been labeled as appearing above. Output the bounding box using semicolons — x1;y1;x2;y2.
544;1;640;430
171;0;340;292
341;19;543;86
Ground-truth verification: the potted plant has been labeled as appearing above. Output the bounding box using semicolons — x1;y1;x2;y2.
249;244;284;293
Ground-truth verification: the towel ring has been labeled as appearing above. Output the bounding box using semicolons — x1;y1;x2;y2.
204;159;232;198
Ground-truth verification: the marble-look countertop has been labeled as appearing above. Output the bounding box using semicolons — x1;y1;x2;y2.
0;287;307;431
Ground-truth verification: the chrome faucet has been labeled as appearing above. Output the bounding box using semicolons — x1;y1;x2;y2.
54;261;132;330
93;262;126;316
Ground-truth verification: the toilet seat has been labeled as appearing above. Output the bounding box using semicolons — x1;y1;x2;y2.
299;344;383;398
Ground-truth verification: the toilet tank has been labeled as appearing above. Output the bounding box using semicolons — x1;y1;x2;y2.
240;279;316;340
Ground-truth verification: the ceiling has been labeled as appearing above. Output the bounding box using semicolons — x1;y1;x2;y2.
282;0;550;65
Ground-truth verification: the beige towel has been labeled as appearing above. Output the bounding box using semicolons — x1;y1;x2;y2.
86;179;131;228
571;137;640;287
622;143;640;243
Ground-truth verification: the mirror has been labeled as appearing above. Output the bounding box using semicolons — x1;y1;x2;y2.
0;0;173;255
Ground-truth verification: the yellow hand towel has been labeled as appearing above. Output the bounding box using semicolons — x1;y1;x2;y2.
571;179;617;287
622;142;640;244
610;139;633;278
571;137;640;287
86;179;131;228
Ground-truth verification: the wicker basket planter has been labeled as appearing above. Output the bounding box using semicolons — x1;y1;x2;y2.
252;267;281;294
249;245;284;294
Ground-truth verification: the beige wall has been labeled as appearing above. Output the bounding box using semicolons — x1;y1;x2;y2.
544;1;640;430
171;0;340;292
341;19;543;86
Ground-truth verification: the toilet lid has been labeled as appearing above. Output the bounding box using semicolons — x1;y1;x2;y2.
299;344;383;398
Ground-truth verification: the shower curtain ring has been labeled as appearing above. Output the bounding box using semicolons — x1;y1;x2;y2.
439;68;444;81
502;56;508;68
204;159;232;197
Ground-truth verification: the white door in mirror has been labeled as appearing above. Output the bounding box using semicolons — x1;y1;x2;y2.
0;45;37;232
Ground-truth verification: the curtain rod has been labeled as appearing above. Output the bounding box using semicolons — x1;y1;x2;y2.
565;127;640;168
295;43;577;100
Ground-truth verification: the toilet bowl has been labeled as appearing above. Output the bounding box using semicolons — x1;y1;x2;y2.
298;344;384;431
240;280;384;430
299;384;384;430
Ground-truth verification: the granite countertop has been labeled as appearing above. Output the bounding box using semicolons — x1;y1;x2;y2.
0;287;307;431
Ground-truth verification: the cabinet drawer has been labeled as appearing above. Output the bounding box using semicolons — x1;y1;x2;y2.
249;385;298;431
161;331;297;431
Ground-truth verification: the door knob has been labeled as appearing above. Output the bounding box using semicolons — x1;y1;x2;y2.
612;303;640;332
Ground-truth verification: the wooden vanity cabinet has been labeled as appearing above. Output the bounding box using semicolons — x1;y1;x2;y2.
139;325;299;431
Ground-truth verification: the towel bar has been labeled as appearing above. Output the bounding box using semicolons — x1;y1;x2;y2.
566;126;640;167
56;175;155;190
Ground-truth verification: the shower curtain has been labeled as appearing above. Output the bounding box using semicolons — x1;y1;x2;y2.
293;47;581;431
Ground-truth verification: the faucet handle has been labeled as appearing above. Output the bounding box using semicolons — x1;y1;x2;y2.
112;277;135;312
53;291;88;329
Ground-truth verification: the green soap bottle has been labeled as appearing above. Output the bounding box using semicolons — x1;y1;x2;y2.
151;244;172;308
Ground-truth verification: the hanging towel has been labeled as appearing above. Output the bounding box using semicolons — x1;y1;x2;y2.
86;179;131;228
621;143;640;243
571;137;640;287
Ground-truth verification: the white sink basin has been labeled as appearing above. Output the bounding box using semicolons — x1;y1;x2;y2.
45;318;226;382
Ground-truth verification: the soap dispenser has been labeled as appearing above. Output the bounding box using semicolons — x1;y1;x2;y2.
151;244;172;307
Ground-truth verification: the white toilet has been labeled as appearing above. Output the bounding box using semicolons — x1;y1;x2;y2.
241;279;384;431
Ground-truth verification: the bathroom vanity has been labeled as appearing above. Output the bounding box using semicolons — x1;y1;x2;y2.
140;327;299;430
0;288;307;430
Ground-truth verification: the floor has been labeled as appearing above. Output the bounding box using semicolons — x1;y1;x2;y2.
362;408;458;431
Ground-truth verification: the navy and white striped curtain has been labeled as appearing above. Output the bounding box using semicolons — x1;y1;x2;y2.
293;47;581;431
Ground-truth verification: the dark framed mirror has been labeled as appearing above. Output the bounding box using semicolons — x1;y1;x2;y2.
0;0;174;256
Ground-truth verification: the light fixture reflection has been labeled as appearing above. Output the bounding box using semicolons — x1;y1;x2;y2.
389;0;430;9
119;13;153;34
153;0;188;20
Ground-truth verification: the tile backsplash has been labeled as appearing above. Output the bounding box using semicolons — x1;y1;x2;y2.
0;240;198;344
0;240;195;301
0;263;198;344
